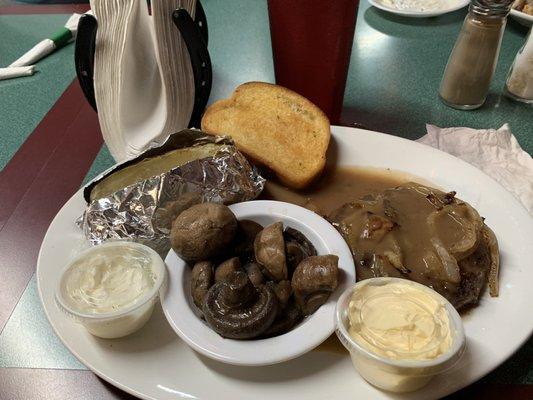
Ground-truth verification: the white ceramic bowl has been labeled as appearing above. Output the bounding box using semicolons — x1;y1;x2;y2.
335;278;466;393
510;8;533;27
162;200;356;366
55;241;167;339
369;0;469;18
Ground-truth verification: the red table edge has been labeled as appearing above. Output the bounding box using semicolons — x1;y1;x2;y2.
0;80;102;332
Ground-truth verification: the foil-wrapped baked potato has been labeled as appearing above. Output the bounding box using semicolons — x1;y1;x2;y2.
81;129;265;254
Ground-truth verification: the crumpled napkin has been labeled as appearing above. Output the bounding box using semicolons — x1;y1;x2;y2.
417;124;533;215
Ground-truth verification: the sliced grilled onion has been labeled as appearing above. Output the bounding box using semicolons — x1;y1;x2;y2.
383;238;410;274
427;201;483;261
430;236;461;284
482;226;500;297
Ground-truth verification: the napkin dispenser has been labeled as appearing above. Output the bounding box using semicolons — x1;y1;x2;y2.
74;1;212;130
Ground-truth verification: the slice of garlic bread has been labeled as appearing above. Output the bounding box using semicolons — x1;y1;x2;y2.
201;82;330;189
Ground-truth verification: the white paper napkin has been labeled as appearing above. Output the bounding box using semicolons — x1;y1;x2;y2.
417;124;533;215
0;66;35;81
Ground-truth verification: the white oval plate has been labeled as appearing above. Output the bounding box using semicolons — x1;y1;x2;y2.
510;8;533;27
37;126;533;400
161;200;355;366
368;0;469;18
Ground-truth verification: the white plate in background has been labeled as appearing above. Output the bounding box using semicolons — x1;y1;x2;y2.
37;126;533;400
369;0;469;18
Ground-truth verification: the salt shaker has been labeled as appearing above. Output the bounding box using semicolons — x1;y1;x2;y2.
439;0;513;110
504;27;533;104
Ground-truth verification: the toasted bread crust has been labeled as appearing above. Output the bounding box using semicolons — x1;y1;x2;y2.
201;82;330;189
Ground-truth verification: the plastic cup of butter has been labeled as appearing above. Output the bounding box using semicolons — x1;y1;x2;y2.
55;241;167;339
335;277;466;393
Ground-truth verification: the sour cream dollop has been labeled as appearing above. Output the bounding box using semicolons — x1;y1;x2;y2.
61;245;156;314
348;280;453;360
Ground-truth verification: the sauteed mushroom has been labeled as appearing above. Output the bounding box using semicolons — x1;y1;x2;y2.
292;255;339;315
262;300;302;338
254;222;288;281
171;203;237;262
234;220;263;262
244;262;264;287
267;280;292;310
182;209;340;339
190;261;215;309
285;241;304;274
203;271;278;339
154;192;201;232
215;257;242;282
284;227;317;276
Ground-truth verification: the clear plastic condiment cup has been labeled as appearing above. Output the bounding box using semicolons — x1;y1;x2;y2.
55;241;167;339
335;277;466;393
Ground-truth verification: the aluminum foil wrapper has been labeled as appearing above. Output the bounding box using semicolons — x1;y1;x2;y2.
80;130;265;254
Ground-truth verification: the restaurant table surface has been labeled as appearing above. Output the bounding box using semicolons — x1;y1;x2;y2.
0;1;531;399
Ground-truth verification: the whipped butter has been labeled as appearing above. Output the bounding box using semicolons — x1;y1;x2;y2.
61;245;155;315
348;280;452;361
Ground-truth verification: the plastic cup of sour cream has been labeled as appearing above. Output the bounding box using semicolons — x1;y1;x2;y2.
335;277;466;393
55;241;166;339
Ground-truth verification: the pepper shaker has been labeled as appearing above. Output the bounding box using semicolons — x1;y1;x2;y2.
439;0;513;110
504;27;533;104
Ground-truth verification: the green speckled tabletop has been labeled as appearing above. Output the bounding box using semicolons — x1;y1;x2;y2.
0;14;77;169
0;0;531;398
343;2;532;154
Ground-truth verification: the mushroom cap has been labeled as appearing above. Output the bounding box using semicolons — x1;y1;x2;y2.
284;227;317;256
261;300;302;338
203;271;278;339
234;220;263;263
154;192;201;232
190;261;215;309
284;227;317;277
292;255;339;315
254;222;288;282
267;280;292;311
244;262;264;287
215;257;242;283
170;203;238;262
285;241;305;276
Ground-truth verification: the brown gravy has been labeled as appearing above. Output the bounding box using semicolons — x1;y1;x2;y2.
265;166;496;311
261;167;422;354
260;166;496;350
262;166;418;216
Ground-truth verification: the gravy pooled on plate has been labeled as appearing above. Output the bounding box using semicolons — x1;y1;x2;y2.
263;166;415;216
264;167;499;310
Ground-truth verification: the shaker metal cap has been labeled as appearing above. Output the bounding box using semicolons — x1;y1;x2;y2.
469;0;514;17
